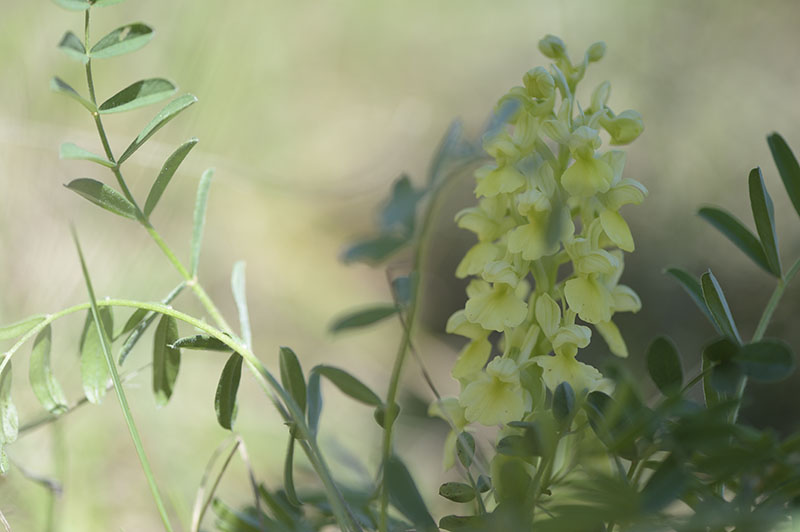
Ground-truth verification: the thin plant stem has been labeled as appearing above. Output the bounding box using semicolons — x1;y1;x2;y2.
0;508;9;532
191;436;240;532
752;257;800;342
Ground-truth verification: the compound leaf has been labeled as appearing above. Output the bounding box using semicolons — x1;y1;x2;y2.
698;206;771;274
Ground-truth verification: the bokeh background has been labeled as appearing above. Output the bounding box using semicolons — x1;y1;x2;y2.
1;0;800;530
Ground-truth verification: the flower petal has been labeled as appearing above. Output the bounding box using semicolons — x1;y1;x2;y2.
564;275;614;324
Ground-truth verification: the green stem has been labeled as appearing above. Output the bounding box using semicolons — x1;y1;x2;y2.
752;257;800;342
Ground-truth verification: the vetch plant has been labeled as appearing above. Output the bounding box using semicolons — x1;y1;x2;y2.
1;2;800;531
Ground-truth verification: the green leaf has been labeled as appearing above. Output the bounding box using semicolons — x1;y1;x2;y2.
93;0;126;6
702;354;720;407
380;174;424;235
80;307;113;404
456;432;476;469
330;305;399;333
118;94;198;164
65;178;139;221
152;314;180;406
748;167;782;277
59;142;114;168
698;206;771;274
52;0;90;11
640;454;688;513
279;347;306;415
645;336;683;396
231;261;252;348
428;119;475;186
50;77;96;113
0;447;8;475
284;435;301;507
703;337;740;364
29;325;68;415
439;515;490;532
91;23;154;59
118;283;184;364
58;31;88;63
735;339;795;382
342;234;409;264
144;138;198;218
215;352;243;430
0;315;46;341
497;435;538;458
171;334;229;351
710;360;742;395
190;168;214;276
0;362;18;445
552;381;575;423
767;132;800;220
313;365;382;406
384;456;437;532
391;274;416;307
439;482;475;503
98;78;176;115
306;371;322;436
664;267;716;329
701;270;741;344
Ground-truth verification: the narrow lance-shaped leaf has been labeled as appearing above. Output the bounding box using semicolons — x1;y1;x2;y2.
306;371;322;436
0;361;18;445
52;0;90;11
702;351;721;408
342;234;409;265
94;0;126;6
118;282;184;364
191;168;214;276
65;179;139;221
313;365;382;407
283;435;301;507
119;94;198;164
60;142;114;168
665;267;717;329
29;325;68;414
171;335;229;351
330;305;399;333
552;381;575;423
767;133;800;220
215;352;243;430
698;206;772;274
80;307;113;404
144;138;199;218
153;314;181;407
231;261;252;348
50;77;96;113
279;347;306;415
58;31;88;64
646;336;683;396
384;456;438;532
748;167;782;277
91;23;154;59
99;78;176;115
701;271;741;344
0;315;45;341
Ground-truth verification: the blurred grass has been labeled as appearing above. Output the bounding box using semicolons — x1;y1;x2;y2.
1;0;800;530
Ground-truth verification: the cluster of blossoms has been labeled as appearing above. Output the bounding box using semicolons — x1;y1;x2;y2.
431;36;646;464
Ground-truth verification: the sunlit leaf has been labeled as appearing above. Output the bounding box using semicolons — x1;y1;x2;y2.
190;168;214;276
342;234;409;264
51;0;90;11
698;206;771;274
50;77;96;113
748;167;782;277
279;347;306;415
385;456;437;532
171;334;229;351
646;336;683;396
0;315;45;341
215;352;242;430
153;314;180;406
664;267;716;329
91;23;154;59
118;283;184;364
701;270;741;344
29;325;68;415
439;482;475;503
313;365;382;407
79;307;113;404
231;261;251;348
118;94;198;164
735;339;795;382
767;132;800;220
330;305;399;333
0;362;18;445
60;142;114;168
144;138;198;218
98;78;176;114
58;31;88;63
65;178;138;220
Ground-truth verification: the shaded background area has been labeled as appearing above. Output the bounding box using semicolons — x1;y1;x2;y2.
1;0;799;530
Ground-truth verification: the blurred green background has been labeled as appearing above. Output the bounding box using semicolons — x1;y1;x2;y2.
1;0;800;530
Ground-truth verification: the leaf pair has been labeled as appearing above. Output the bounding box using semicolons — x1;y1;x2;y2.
666;268;740;342
703;337;795;399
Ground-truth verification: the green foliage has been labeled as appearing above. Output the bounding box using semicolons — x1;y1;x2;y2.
152;314;181;406
214;353;243;430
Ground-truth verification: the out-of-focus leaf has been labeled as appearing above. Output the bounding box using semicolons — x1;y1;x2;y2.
313;365;382;407
279;347;306;415
735;339;795;382
231;261;251;348
702;354;720;407
98;78;176;114
640;454;688;513
703;337;740;364
152;314;180;406
306;370;322;436
29;325;68;414
190;168;214;276
65;178;138;220
391;274;416;307
215;352;242;430
380;175;424;235
701;270;741;344
665;267;717;329
385;456;437;532
211;498;265;532
144;138;198;218
118;94;198;163
646;336;683;395
428;119;478;186
439;482;475;503
439;515;490;532
90;23;154;59
330;305;398;333
767;133;800;220
80;307;113;404
342;235;409;264
94;0;126;5
456;432;475;469
552;381;575;423
0;362;18;446
711;360;743;396
58;31;88;63
60;142;114;168
118;282;184;364
171;334;229;351
0;315;45;341
283;436;301;507
52;0;90;11
51;77;96;112
748;167;782;277
698;207;771;274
